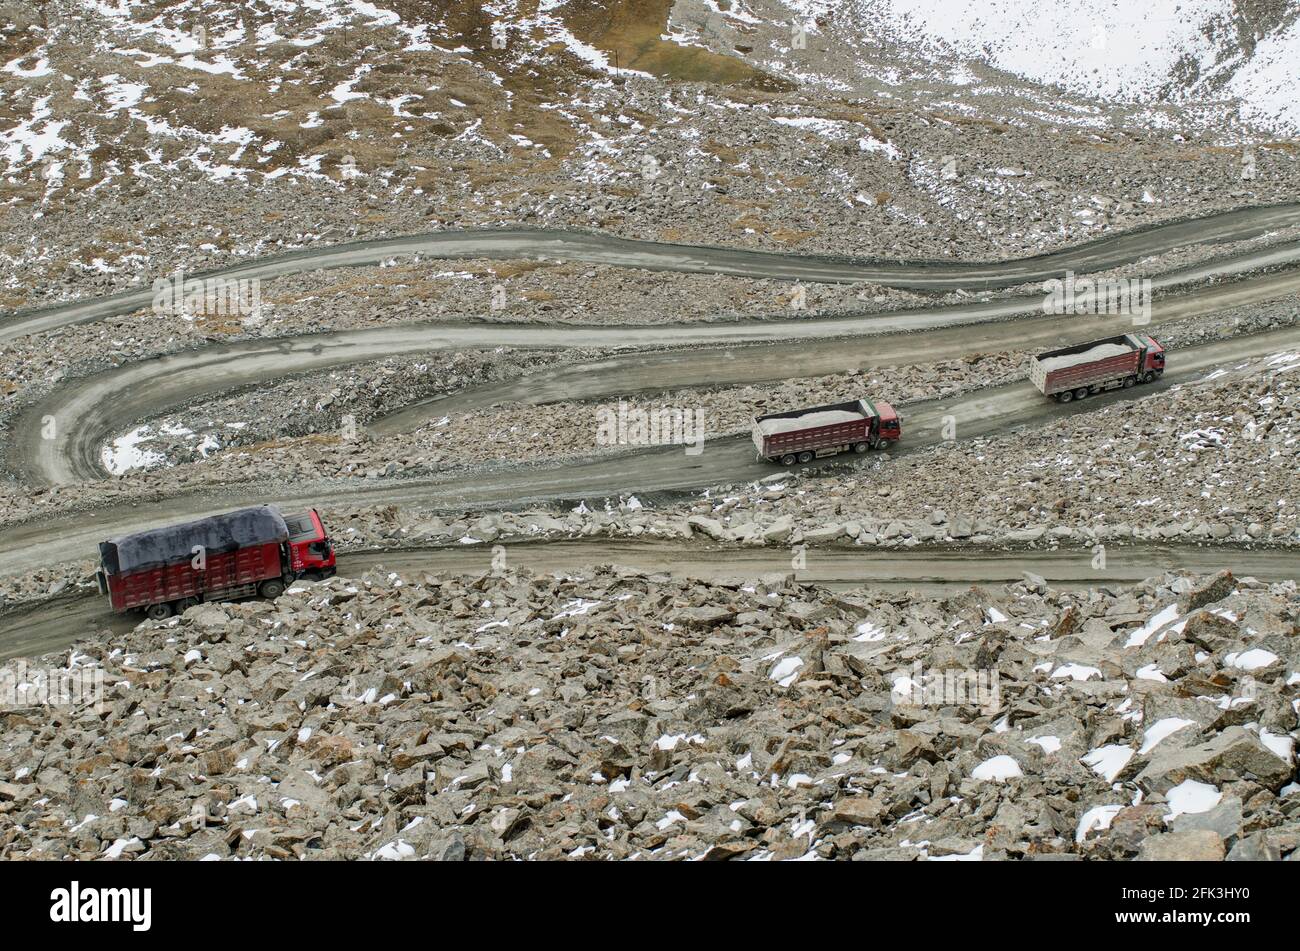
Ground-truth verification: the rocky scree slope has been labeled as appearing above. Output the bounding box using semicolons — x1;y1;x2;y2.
0;566;1295;860
4;0;1299;312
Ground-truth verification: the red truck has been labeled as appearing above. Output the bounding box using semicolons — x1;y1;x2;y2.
1030;333;1165;402
97;505;336;620
752;398;901;465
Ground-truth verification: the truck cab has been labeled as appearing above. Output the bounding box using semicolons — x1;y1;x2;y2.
1142;337;1166;375
875;402;901;447
285;509;337;580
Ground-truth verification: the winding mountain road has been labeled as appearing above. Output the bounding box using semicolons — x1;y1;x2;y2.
4;202;1300;341
11;259;1300;488
0;322;1294;582
1;206;1297;651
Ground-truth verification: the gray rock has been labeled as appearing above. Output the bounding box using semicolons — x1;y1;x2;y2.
1226;832;1282;861
1171;797;1243;842
1138;830;1226;861
759;519;790;543
1137;727;1293;793
686;515;730;541
802;523;845;543
1181;570;1236;611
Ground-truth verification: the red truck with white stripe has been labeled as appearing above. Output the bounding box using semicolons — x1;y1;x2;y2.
1030;333;1165;402
97;506;335;620
752;398;901;465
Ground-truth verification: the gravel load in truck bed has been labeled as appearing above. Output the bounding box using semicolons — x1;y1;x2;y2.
1038;342;1134;372
756;409;864;435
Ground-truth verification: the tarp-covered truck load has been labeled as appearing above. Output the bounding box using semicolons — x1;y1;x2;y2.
1029;333;1165;402
752;398;901;465
97;506;336;619
99;505;288;575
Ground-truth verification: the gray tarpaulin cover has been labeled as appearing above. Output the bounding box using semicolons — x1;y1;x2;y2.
100;506;288;575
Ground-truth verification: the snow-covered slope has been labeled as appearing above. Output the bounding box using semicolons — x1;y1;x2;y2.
1221;16;1300;133
787;0;1300;133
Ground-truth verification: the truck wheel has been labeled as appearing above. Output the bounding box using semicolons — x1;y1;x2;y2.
853;442;870;453
177;597;200;612
1123;376;1136;388
875;439;892;450
779;453;797;466
1142;371;1155;383
145;602;173;621
797;451;814;463
1073;387;1089;400
258;579;285;599
1058;390;1074;403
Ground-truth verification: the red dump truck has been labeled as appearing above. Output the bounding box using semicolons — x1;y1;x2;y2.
752;398;901;465
1030;333;1165;402
97;505;336;620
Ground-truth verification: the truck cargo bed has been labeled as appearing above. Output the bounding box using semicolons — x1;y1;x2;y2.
107;541;285;612
1030;334;1144;396
100;506;292;614
752;398;899;463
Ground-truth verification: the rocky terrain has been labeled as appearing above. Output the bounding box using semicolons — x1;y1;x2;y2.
0;287;1291;533
1;1;1298;869
0;566;1294;860
91;348;1030;477
4;0;1299;316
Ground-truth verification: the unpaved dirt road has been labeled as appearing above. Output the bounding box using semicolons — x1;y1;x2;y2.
1;322;1295;581
372;269;1300;433
2;207;1297;659
6;202;1300;340
12;265;1300;487
2;540;1290;661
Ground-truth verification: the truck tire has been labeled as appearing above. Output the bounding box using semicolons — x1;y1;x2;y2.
1073;387;1089;400
796;451;814;464
1057;390;1073;402
1142;371;1155;383
853;442;870;453
875;439;892;450
779;453;797;466
145;601;174;621
1123;376;1136;388
177;596;200;612
258;578;285;599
